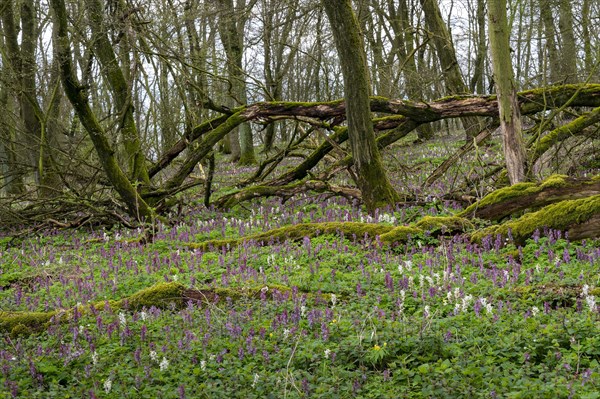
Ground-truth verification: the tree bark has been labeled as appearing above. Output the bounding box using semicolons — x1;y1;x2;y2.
321;0;400;212
419;0;481;138
488;0;527;184
217;0;256;165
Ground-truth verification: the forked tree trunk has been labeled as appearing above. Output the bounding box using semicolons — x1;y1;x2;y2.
50;0;154;222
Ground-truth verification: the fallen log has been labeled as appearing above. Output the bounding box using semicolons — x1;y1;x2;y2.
470;194;600;244
459;174;600;221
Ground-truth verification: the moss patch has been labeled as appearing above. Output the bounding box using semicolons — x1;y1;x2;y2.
0;311;57;337
0;282;187;336
191;217;474;252
122;282;186;310
471;194;600;243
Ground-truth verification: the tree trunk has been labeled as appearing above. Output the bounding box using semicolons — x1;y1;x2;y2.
558;0;578;83
217;0;256;165
420;0;481;138
470;0;487;94
488;0;526;184
539;0;560;84
321;0;400;212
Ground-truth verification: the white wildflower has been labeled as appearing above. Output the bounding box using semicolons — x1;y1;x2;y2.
139;311;147;321
172;274;178;282
159;357;169;371
481;298;493;315
300;305;307;317
103;378;112;393
586;295;596;312
583;284;590;297
150;350;158;362
425;276;434;286
118;312;126;327
535;264;541;274
404;260;413;271
331;294;337;308
424;305;430;318
461;295;473;313
398;264;403;273
531;306;540;317
251;373;259;388
91;351;98;365
283;328;290;339
200;360;206;371
324;348;331;359
260;286;269;293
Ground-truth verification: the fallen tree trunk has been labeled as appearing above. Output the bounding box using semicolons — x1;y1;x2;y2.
471;194;600;244
460;175;600;221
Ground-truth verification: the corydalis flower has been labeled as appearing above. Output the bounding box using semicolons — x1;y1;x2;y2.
103;378;112;393
324;348;331;359
585;295;596;312
583;284;590;297
159;357;169;371
331;294;337;308
118;312;126;327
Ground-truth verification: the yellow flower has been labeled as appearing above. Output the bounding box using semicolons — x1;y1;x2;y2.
373;345;381;351
269;333;273;338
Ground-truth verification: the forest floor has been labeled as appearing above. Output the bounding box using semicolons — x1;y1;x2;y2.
1;132;600;398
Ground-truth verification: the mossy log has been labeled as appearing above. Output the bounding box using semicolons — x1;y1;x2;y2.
471;194;600;244
190;217;473;251
0;282;185;337
460;174;600;221
0;282;309;337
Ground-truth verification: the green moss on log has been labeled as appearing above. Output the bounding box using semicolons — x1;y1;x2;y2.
192;217;473;251
459;177;565;217
415;216;474;232
471;194;600;243
0;282;186;336
0;311;57;337
379;226;421;244
123;282;186;310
